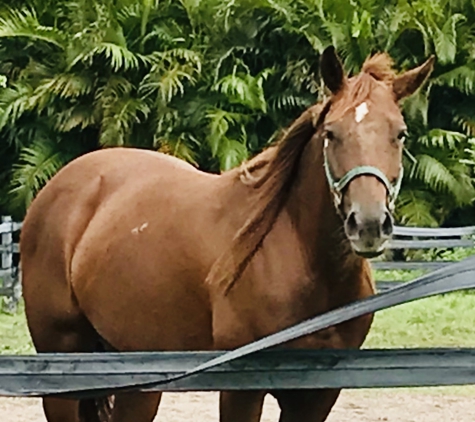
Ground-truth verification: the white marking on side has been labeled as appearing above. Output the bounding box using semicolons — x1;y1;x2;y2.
131;222;149;235
355;102;369;123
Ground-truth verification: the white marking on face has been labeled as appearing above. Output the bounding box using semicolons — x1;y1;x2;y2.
131;222;149;234
324;138;329;148
355;102;369;123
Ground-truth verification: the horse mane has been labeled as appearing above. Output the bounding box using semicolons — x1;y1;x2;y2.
206;52;398;294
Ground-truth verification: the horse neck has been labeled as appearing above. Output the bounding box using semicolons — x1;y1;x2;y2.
284;134;363;276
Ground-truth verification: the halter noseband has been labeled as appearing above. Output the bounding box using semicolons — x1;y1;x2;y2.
323;139;404;210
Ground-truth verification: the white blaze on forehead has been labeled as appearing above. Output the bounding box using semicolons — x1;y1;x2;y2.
355;102;369;123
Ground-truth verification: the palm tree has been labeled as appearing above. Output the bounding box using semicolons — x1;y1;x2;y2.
0;0;474;227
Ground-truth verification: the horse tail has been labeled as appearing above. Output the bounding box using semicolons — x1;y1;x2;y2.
78;396;114;422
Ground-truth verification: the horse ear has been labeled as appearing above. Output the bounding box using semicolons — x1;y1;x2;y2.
320;46;346;94
393;56;435;101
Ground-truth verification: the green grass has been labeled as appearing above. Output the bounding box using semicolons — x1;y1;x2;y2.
366;269;475;348
0;302;34;355
365;291;475;348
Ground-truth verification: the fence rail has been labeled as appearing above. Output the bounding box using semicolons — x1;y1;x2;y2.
374;225;475;291
2;348;475;397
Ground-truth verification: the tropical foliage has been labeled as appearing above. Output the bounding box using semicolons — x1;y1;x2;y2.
0;0;474;226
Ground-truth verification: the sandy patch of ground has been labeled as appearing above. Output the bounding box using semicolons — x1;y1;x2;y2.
0;389;473;421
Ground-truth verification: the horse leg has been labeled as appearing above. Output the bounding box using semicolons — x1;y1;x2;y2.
109;392;161;422
273;389;341;422
219;391;266;422
43;396;113;422
42;398;80;422
26;311;113;422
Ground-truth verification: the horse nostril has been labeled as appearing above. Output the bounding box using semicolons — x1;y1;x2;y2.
381;211;393;237
345;211;359;238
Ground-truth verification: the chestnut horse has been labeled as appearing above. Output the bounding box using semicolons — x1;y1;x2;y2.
20;47;434;422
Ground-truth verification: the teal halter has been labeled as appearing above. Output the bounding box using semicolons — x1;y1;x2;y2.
323;141;404;210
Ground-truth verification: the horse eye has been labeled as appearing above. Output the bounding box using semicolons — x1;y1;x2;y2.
397;130;407;143
326;130;335;141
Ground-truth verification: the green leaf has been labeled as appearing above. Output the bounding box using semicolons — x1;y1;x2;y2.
433;13;466;65
402;90;429;127
207;109;231;156
34;72;95;101
213;69;270;112
80;43;143;71
218;137;248;171
411;153;474;205
0;7;66;48
0;83;34;133
99;96;151;146
396;190;439;227
54;103;99;132
9;138;73;212
435;63;475;95
417;129;466;150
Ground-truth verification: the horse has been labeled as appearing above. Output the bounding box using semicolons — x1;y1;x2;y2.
20;46;434;422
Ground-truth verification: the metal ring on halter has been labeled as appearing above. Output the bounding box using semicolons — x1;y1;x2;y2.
323;139;404;210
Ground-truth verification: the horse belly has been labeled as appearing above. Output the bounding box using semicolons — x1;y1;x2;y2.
76;271;213;352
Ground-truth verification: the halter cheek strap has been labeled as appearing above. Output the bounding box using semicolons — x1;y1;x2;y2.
323;141;404;210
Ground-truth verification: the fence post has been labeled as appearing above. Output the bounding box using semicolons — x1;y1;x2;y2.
1;216;17;313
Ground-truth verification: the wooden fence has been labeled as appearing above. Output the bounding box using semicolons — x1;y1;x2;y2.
2;348;475;397
0;216;22;313
374;225;475;291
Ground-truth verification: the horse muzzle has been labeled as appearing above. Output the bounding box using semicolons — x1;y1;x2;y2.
344;204;394;257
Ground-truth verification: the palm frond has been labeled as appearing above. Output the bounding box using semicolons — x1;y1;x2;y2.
156;132;198;165
138;49;201;104
269;90;313;112
99;95;151;146
54;103;99;132
206;108;248;157
9;138;71;212
411;153;474;205
213;68;271;112
36;72;95;100
155;48;202;71
455;115;475;137
433;13;465;65
0;7;66;48
0;82;34;133
417;129;466;150
217;137;249;171
402;89;429;128
396;190;440;227
140;66;197;104
76;42;145;71
434;62;475;95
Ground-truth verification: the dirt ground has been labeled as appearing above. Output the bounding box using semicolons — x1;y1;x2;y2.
0;390;473;421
